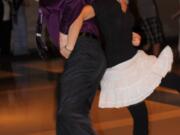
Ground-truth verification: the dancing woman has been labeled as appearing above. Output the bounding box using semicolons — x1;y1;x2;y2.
63;0;173;134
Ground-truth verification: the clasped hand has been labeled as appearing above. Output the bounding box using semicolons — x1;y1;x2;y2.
59;33;73;59
60;46;72;59
132;32;141;47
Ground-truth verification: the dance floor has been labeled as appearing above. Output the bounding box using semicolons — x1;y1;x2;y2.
0;57;180;135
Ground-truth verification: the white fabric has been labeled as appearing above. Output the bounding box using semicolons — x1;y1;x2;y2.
99;46;173;108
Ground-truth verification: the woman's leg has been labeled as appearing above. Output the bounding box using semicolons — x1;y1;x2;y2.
128;101;149;135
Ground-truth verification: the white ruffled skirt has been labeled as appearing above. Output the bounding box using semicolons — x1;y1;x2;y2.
99;46;173;108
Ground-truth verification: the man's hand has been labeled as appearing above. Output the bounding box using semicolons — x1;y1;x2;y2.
132;32;141;47
60;46;72;59
59;33;74;59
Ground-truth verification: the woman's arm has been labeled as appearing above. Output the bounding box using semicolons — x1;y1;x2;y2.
60;5;95;58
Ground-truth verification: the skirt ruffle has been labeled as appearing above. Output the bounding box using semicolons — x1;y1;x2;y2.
99;46;173;108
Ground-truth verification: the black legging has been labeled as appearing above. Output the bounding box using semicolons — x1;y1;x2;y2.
128;72;180;135
128;102;148;135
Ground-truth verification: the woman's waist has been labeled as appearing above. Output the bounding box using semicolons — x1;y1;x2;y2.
106;49;137;68
104;37;132;46
105;42;136;54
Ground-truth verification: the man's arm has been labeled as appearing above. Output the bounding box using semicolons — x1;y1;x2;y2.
60;3;95;58
59;0;84;57
66;5;95;52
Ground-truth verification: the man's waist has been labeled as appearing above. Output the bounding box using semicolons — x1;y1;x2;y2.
79;32;98;40
80;21;99;38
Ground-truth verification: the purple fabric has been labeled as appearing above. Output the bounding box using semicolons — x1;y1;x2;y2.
38;0;64;47
38;0;98;47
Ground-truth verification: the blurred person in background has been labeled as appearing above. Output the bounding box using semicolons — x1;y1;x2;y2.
177;0;180;57
137;0;165;56
11;0;29;56
0;1;3;21
172;1;180;59
0;0;13;57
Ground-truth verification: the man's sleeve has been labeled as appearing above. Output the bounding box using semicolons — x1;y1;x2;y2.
59;0;84;34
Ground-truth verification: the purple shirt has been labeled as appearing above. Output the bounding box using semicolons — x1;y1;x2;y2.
59;0;98;36
39;0;98;47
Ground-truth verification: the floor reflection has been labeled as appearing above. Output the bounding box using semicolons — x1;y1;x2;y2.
0;57;179;135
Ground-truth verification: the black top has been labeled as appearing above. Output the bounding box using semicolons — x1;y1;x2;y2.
92;0;137;67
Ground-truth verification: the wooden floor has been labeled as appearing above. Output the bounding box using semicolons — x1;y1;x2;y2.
0;57;180;135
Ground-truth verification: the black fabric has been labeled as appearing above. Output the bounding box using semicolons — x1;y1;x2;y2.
0;0;3;21
56;36;106;135
0;20;12;55
35;12;49;59
128;102;149;135
13;0;23;11
39;0;58;6
161;73;180;91
92;0;137;67
141;17;165;45
128;0;147;46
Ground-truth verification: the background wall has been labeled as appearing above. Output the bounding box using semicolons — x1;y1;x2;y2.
156;0;179;38
25;1;39;50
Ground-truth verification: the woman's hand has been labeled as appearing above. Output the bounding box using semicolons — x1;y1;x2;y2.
132;32;141;47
